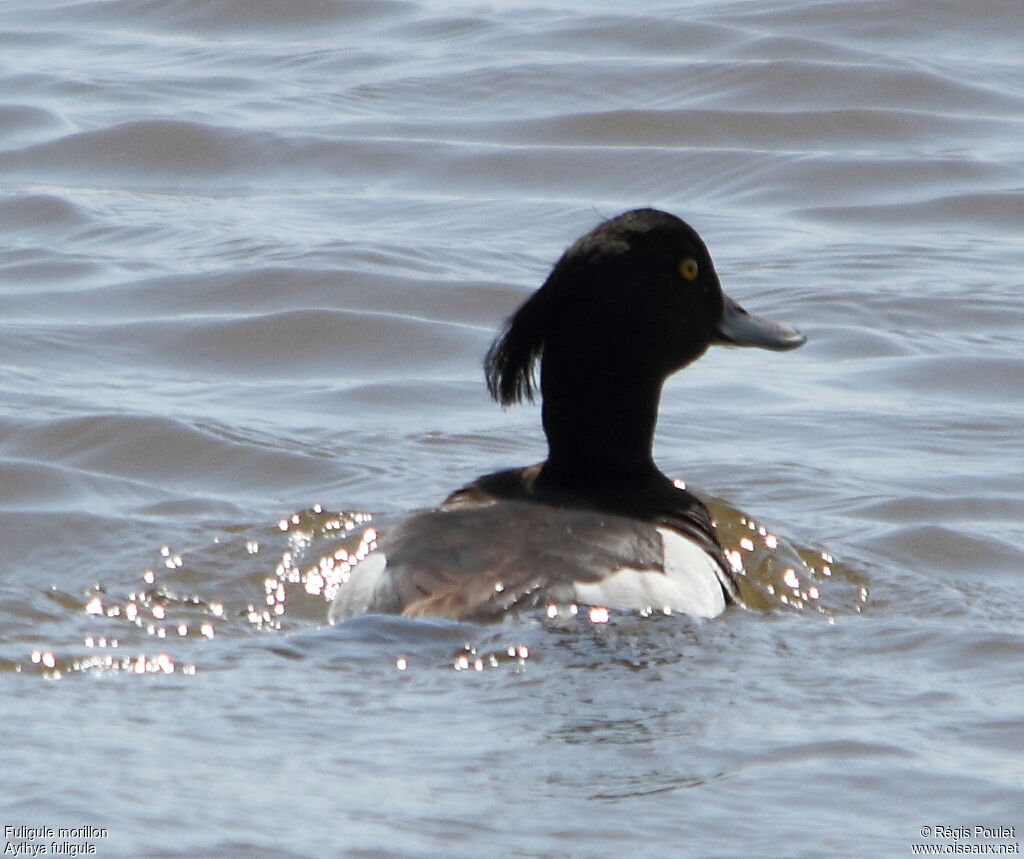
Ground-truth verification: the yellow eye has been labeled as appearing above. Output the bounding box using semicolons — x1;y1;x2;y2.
678;258;699;282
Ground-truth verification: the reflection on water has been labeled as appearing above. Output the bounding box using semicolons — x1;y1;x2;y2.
703;494;868;617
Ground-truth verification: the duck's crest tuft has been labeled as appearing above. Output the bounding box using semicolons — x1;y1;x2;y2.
484;285;550;406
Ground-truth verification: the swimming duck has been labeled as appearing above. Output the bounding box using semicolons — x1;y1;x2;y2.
329;208;805;624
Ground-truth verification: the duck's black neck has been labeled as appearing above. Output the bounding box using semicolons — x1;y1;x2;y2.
538;358;666;485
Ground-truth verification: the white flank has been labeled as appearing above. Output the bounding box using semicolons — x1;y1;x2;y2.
328;552;388;623
572;527;725;618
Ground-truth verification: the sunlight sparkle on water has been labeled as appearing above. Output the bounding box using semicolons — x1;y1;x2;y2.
36;512;376;677
250;507;379;627
450;642;528;672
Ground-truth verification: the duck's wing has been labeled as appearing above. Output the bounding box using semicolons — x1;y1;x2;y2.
329;464;737;623
330;500;666;622
330;496;736;623
452;464;738;600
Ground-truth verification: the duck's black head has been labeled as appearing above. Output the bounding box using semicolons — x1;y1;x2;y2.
484;208;805;478
485;208;804;403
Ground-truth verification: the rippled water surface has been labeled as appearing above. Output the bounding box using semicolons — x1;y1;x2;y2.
2;0;1023;856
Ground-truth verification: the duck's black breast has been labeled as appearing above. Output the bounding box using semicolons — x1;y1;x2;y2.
328;465;738;623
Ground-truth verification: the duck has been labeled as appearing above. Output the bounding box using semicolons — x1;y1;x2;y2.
329;208;805;624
